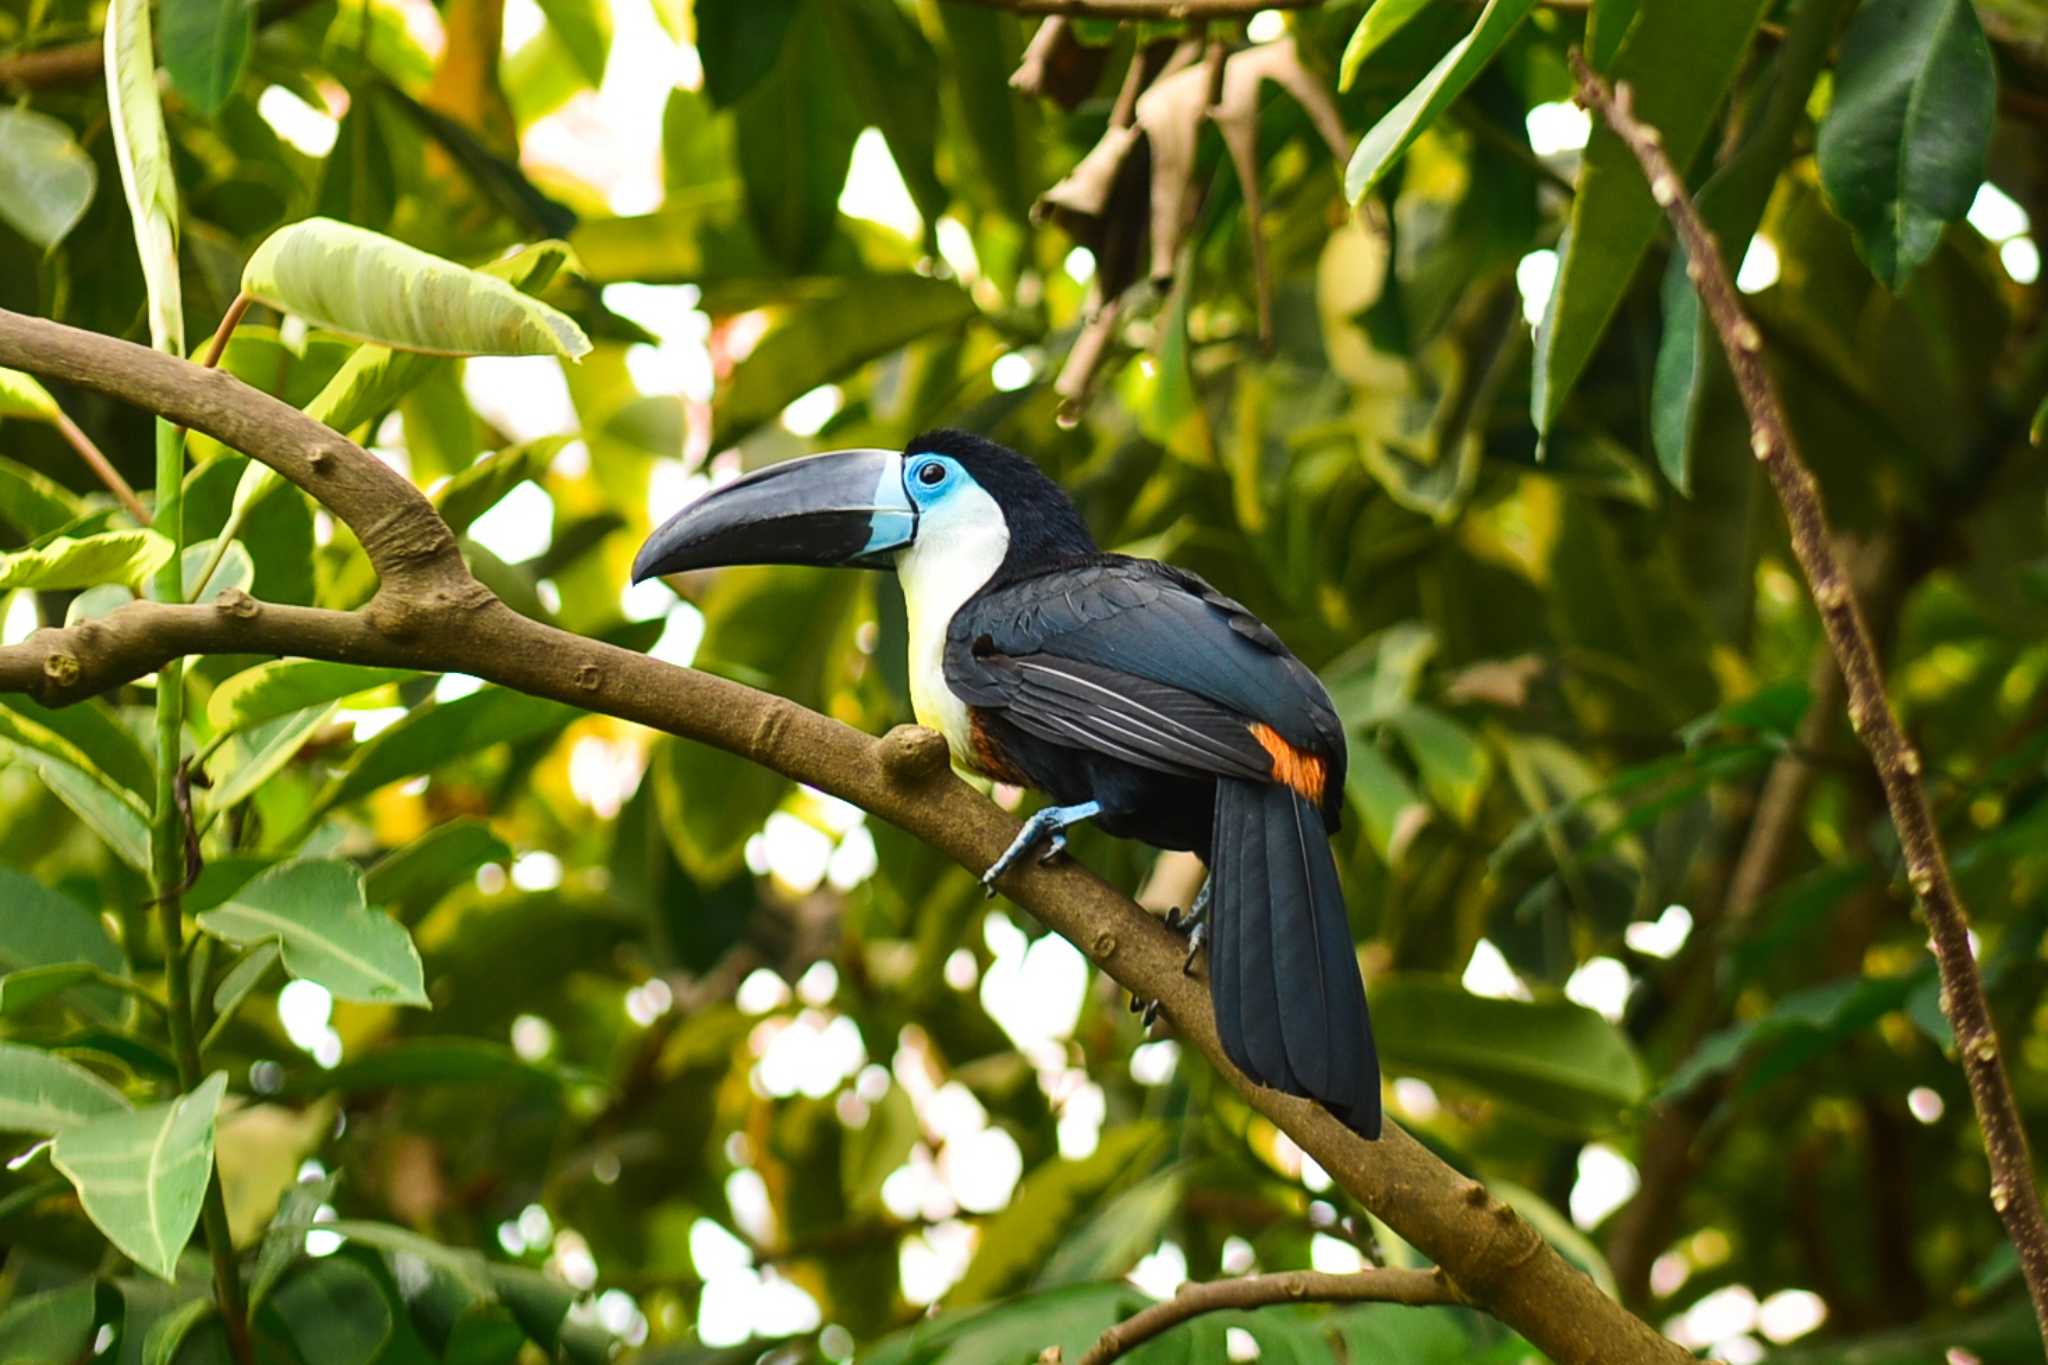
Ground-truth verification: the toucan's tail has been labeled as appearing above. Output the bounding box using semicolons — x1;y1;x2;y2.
1209;777;1381;1138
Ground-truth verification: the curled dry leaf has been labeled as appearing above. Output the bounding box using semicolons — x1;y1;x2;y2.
1010;18;1110;109
1031;37;1349;408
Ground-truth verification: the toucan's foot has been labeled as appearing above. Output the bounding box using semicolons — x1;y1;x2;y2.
981;801;1102;896
1164;876;1213;976
1037;829;1069;865
1126;991;1164;1031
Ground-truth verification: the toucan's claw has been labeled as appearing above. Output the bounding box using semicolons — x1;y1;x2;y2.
1164;876;1213;976
981;800;1101;895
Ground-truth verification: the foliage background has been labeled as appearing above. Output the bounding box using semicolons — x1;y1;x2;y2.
1;0;2047;1360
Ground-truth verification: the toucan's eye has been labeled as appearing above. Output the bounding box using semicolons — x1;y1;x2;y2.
916;461;947;487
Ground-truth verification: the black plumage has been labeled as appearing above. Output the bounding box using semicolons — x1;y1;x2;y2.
925;433;1382;1138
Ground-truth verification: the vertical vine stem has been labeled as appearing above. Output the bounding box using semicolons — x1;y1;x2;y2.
1570;50;2048;1345
149;414;252;1359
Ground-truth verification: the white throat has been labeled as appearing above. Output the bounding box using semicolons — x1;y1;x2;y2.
895;484;1009;761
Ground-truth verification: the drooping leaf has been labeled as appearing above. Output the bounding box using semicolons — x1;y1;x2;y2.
0;111;97;249
0;530;173;590
1649;0;1854;492
1344;0;1536;204
207;660;419;734
1531;0;1771;433
0;1041;131;1134
0;693;154;798
196;861;429;1006
140;1297;214;1365
262;1257;393;1365
823;0;946;233
0;867;128;1022
161;0;253;116
105;0;184;354
711;275;977;449
1815;0;1996;290
0;454;79;538
317;687;579;815
1387;705;1491;824
1369;974;1647;1131
52;1074;227;1280
696;0;801;107
248;1172;338;1311
732;4;861;269
435;436;570;537
948;1122;1165;1306
1338;0;1438;91
241;218;591;360
1345;743;1431;867
202;702;339;813
533;0;612;87
0;1281;99;1365
18;752;153;869
209;942;280;1028
363;818;509;915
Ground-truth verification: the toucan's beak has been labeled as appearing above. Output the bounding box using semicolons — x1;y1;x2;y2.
631;449;916;582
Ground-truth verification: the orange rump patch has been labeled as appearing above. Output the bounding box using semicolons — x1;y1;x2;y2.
1249;723;1327;803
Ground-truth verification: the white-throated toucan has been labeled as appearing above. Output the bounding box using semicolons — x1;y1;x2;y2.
633;431;1380;1138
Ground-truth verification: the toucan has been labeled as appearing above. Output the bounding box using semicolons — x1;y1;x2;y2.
632;430;1380;1138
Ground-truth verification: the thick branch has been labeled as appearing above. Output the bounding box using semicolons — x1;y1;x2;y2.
0;302;1692;1365
1078;1268;1460;1364
1573;52;2048;1345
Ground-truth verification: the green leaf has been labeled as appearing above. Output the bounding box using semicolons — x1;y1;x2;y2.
52;1073;226;1280
1531;0;1771;432
1816;0;1996;290
0;693;154;798
0;1280;98;1365
202;702;339;814
1657;972;1919;1103
141;1297;214;1365
161;0;252;116
1343;0;1536;204
0;963;107;1017
196;860;429;1006
1370;974;1647;1131
0;866;128;1022
241;218;592;360
277;1038;570;1096
207;660;418;734
105;0;184;354
696;0;801;107
363;818;509;914
0;454;80;538
0;1042;131;1134
533;0;612;87
711;275;976;449
1338;0;1436;91
824;0;946;232
1387;705;1491;824
318;687;579;815
249;1172;337;1310
436;437;570;538
1584;0;1639;70
1345;743;1431;867
949;1122;1164;1306
0;530;173;590
264;1257;393;1365
0;111;97;249
1649;0;1854;491
7;747;152;870
733;4;860;269
208;942;280;1026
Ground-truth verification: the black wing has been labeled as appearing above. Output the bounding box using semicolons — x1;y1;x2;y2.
945;556;1347;806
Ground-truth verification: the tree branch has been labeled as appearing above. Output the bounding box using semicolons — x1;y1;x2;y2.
0;303;1692;1365
1572;51;2048;1347
1077;1268;1461;1364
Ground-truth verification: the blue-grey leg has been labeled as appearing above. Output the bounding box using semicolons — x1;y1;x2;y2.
981;800;1102;896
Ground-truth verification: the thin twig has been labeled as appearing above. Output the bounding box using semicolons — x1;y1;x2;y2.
49;409;149;524
1078;1268;1463;1365
1572;50;2048;1347
187;292;256;599
0;303;1697;1365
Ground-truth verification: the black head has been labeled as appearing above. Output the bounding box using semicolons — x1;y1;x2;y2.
905;429;1097;581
